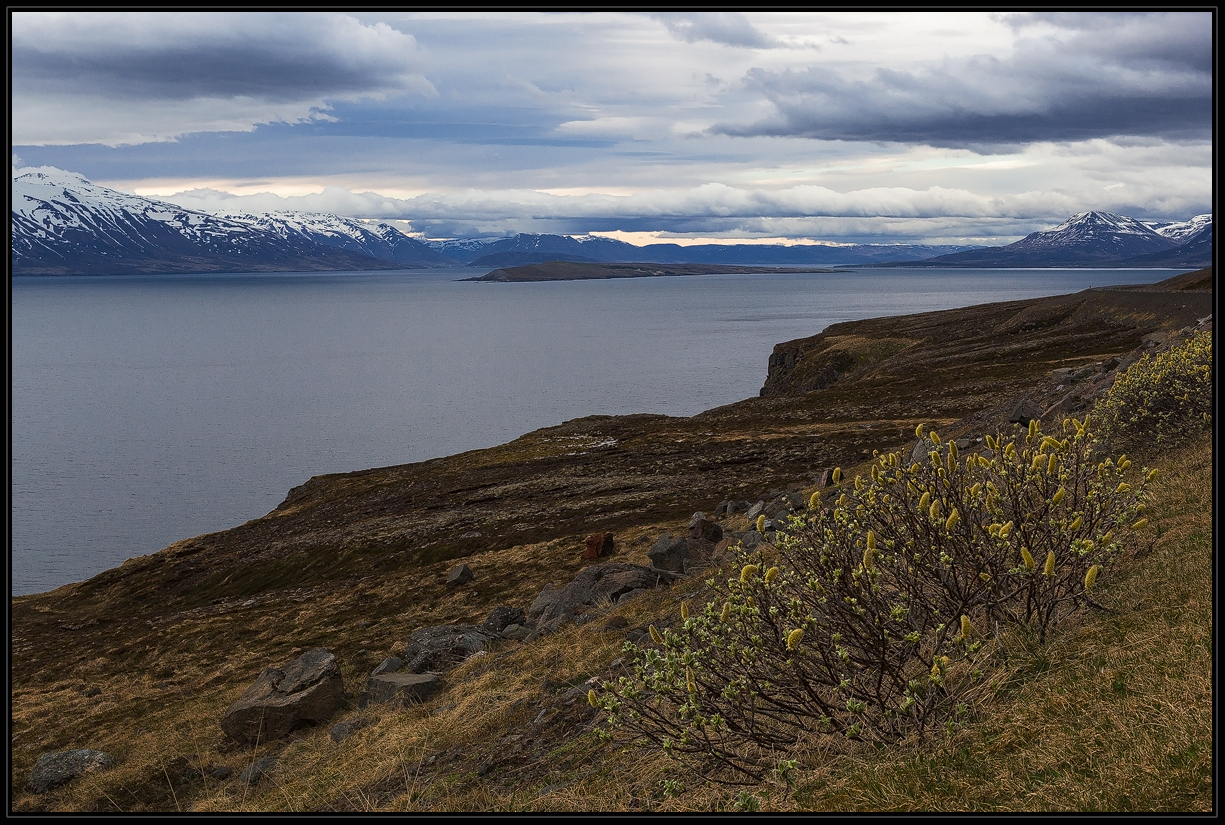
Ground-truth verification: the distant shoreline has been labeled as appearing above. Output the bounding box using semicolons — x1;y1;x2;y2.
465;260;838;282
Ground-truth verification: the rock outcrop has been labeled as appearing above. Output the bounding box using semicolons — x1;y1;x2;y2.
220;648;345;745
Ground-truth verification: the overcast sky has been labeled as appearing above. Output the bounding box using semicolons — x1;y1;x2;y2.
10;11;1213;245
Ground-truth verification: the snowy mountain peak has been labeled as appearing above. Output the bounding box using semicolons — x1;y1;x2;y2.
1147;214;1212;244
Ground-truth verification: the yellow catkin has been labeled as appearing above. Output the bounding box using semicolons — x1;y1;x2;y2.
1084;565;1099;589
1021;547;1035;570
872;466;880;483
1147;468;1159;482
919;491;931;511
999;521;1013;540
588;689;599;708
686;666;696;695
809;491;821;511
833;467;842;484
838;493;849;508
916;423;926;438
930;431;941;446
1132;518;1148;530
866;530;876;551
862;546;875;572
1028;419;1039;440
929;499;942;520
741;564;759;583
756;515;767;533
680;601;689;620
1117;482;1131;494
720;602;730;623
979;572;992;582
960;615;972;640
1005;442;1017;461
1070;514;1083;530
949;441;959;462
649;625;663;644
1032;453;1047;472
1043;551;1056;576
855;476;864;491
1048;453;1058;475
787;628;805;650
1052;487;1066;505
946;509;960;532
764;567;779;585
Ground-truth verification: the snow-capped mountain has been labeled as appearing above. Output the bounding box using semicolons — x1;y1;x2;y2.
1146;214;1213;245
912;211;1204;267
11;167;401;276
217;211;457;268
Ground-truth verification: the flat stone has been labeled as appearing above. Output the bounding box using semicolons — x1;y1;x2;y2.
361;671;444;708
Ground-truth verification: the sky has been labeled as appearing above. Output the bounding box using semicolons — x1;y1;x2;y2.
9;11;1214;246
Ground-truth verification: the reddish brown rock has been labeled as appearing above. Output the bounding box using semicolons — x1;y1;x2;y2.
582;531;615;561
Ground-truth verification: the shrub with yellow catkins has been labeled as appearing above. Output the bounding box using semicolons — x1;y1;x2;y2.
1093;329;1212;449
595;416;1153;782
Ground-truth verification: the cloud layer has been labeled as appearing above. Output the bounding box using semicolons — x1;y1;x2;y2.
10;12;1213;244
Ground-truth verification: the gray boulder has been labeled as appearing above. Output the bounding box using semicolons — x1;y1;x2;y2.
529;563;677;632
220;648;344;745
28;749;115;793
329;716;368;743
238;756;278;785
482;605;526;635
446;564;475;586
402;625;498;673
360;671;444;708
647;532;689;573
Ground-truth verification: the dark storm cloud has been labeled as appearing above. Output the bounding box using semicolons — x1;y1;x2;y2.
11;12;432;103
713;12;1211;148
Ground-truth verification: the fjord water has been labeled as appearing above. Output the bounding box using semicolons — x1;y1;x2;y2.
11;267;1167;596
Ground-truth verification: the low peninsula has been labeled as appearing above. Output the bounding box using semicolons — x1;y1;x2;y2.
465;259;836;281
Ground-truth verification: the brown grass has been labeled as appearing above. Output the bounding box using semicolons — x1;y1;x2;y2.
10;436;1211;812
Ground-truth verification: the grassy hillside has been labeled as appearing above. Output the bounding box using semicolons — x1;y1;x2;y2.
10;271;1212;812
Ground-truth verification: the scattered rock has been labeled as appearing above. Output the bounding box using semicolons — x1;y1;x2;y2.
370;657;403;677
500;624;532;641
688;518;723;544
220;648;345;745
402;625;499;673
481;605;526;635
329;716;368;743
1008;397;1044;426
360;671;444;708
238;756;277;785
582;532;615;561
446;565;475;587
529;563;677;631
647;532;689;573
28;749;116;793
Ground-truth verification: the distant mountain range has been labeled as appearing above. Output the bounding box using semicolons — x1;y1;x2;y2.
901;211;1212;268
10;166;1212;275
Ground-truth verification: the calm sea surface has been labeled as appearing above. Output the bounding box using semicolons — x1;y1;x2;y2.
11;266;1169;595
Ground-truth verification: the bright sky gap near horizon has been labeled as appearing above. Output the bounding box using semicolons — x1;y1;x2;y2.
10;11;1212;247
